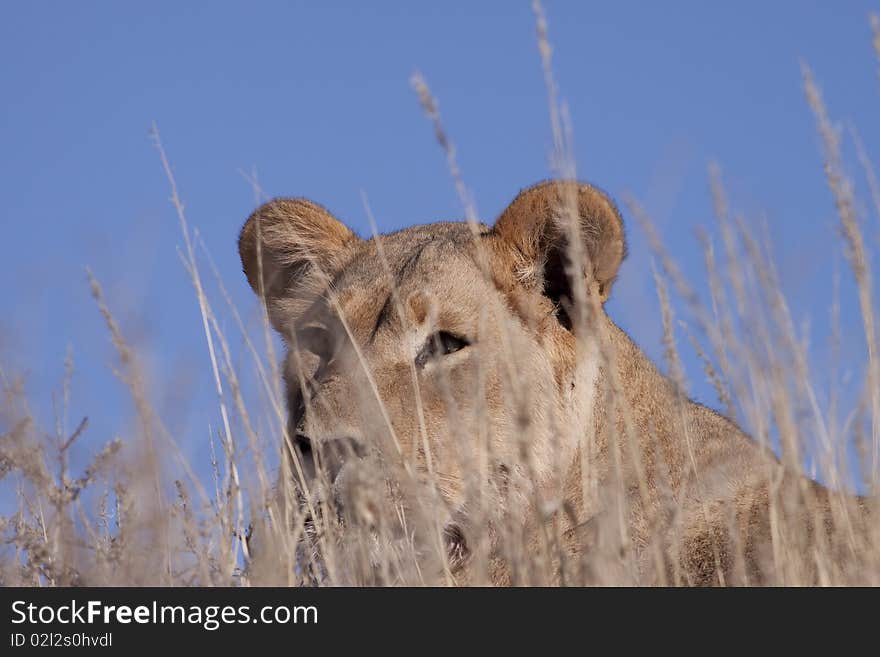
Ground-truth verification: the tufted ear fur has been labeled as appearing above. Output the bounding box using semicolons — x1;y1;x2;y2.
238;198;358;334
489;180;626;327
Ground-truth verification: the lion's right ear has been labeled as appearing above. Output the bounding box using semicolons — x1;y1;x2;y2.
238;198;358;332
489;180;626;326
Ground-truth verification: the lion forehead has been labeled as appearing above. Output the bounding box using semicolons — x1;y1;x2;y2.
325;223;504;339
336;223;486;289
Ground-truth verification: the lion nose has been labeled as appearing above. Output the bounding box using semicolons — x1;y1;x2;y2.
295;433;365;483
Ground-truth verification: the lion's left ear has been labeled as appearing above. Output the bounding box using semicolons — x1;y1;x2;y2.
238;197;359;334
489;180;626;311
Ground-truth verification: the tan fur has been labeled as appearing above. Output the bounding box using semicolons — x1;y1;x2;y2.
240;180;873;586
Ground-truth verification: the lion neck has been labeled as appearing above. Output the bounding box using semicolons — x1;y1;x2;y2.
559;315;756;541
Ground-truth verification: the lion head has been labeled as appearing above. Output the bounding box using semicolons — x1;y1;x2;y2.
239;180;625;581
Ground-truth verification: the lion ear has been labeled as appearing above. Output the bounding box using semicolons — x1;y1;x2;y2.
490;180;626;313
238;198;358;332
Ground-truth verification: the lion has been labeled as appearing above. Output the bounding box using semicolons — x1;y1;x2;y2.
239;180;875;586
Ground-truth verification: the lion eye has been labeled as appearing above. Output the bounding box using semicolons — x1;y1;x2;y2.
415;331;469;368
297;326;338;362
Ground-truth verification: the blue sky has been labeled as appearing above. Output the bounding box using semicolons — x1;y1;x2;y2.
2;1;880;487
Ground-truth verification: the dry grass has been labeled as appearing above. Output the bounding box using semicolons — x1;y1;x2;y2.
2;6;880;586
